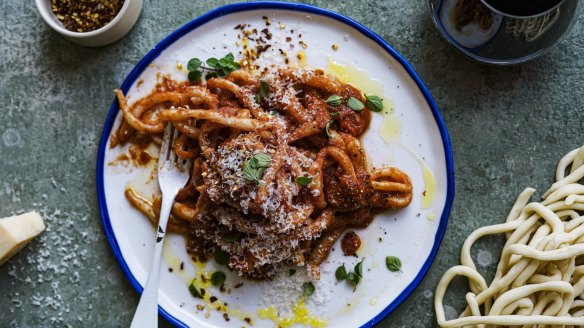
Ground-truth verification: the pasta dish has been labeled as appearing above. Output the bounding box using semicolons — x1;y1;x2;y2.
112;65;412;279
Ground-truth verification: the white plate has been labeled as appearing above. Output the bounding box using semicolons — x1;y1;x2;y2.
97;2;454;327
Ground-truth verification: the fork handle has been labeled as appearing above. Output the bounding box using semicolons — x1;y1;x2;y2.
130;195;174;328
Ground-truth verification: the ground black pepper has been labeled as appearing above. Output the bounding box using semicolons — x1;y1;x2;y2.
51;0;124;33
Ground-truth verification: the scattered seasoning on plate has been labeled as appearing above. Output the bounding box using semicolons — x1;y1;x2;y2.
234;21;309;70
51;0;125;33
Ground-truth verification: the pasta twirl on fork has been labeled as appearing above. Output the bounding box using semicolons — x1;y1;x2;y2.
435;146;584;327
112;67;413;280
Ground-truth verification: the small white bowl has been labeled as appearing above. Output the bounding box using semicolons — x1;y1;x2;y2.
35;0;143;47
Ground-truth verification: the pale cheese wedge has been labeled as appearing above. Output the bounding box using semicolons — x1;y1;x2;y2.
0;211;45;266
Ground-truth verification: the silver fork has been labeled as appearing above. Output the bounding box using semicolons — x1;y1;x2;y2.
130;123;192;328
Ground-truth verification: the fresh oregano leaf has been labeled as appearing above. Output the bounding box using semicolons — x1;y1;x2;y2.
188;279;203;299
206;57;219;68
188;70;202;83
386;256;402;272
296;176;313;186
325;119;334;137
253;154;271;168
347;272;360;290
326;95;342;107
187;58;202;71
223;231;242;243
347;96;364;111
214;249;229;265
355;258;364;278
211;271;226;286
365;94;383;112
302;282;315;297
335;264;348;280
260;81;270;98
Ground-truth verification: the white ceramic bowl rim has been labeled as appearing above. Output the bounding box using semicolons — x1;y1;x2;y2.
35;0;132;38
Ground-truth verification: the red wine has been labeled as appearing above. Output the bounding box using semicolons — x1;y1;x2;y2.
483;0;564;16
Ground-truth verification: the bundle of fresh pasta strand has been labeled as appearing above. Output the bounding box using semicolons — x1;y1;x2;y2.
435;145;584;327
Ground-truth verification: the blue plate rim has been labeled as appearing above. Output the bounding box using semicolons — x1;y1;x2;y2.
96;2;455;327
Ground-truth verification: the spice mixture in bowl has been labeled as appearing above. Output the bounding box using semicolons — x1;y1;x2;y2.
51;0;125;33
35;0;143;47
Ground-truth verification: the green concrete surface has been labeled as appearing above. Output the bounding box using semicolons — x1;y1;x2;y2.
1;0;583;327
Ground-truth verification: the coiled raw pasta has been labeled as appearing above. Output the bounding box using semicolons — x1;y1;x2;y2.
435;146;584;327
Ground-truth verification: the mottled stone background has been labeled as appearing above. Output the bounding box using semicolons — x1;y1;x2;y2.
1;0;583;327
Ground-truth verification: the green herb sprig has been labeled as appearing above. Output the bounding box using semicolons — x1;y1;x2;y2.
243;154;271;184
186;53;241;83
326;94;383;113
346;272;360;288
335;258;365;291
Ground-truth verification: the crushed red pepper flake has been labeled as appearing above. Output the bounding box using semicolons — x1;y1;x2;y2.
235;17;311;66
51;0;124;33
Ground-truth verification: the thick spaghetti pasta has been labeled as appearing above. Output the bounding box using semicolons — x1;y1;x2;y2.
435;146;584;327
113;66;412;279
